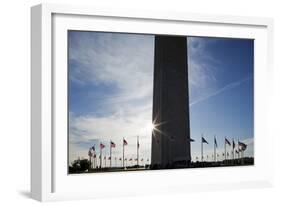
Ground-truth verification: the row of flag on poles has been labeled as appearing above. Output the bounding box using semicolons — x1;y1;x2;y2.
88;139;126;152
86;135;249;168
200;136;247;151
87;137;145;168
199;135;248;161
88;155;149;162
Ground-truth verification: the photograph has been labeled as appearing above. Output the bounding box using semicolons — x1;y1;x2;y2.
67;31;254;174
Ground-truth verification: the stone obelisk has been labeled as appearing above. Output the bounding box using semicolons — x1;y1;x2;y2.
151;35;191;169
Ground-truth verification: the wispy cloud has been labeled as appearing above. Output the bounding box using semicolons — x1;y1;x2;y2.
188;37;221;90
187;37;226;108
190;76;252;106
68;32;154;163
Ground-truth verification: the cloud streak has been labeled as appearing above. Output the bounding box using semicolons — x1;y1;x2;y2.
190;76;252;106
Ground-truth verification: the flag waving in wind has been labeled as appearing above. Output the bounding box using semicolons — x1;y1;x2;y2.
100;143;105;149
238;141;247;151
122;138;128;168
224;137;231;160
225;138;231;146
123;139;128;146
214;137;217;147
201;136;208;161
110;141;116;148
88;149;92;157
109;140;115;167
202;137;208;144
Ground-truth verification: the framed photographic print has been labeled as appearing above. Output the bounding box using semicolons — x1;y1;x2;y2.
31;3;274;201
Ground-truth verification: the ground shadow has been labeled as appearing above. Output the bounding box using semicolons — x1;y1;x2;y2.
18;190;31;198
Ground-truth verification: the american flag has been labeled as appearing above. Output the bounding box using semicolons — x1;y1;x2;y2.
91;145;95;151
100;143;105;149
110;141;116;148
238;141;247;151
123;139;128;146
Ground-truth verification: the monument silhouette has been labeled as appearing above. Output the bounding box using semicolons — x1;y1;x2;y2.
151;35;191;169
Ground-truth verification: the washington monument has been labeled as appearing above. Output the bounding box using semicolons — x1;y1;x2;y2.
151;35;191;169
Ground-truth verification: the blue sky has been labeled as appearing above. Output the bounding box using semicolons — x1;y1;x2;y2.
188;37;254;160
68;31;254;165
68;31;154;166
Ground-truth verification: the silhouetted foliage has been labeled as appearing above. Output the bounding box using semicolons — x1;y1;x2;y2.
69;158;90;173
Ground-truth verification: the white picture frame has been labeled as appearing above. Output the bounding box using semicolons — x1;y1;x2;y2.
31;3;274;202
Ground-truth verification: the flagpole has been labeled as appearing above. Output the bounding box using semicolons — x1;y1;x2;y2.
224;137;226;161
89;155;91;170
122;138;125;168
201;134;203;162
100;146;102;169
110;140;112;168
214;135;216;162
238;138;240;164
88;150;91;170
137;136;139;167
232;139;234;165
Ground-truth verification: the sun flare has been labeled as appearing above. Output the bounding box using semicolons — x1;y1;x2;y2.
150;123;156;132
